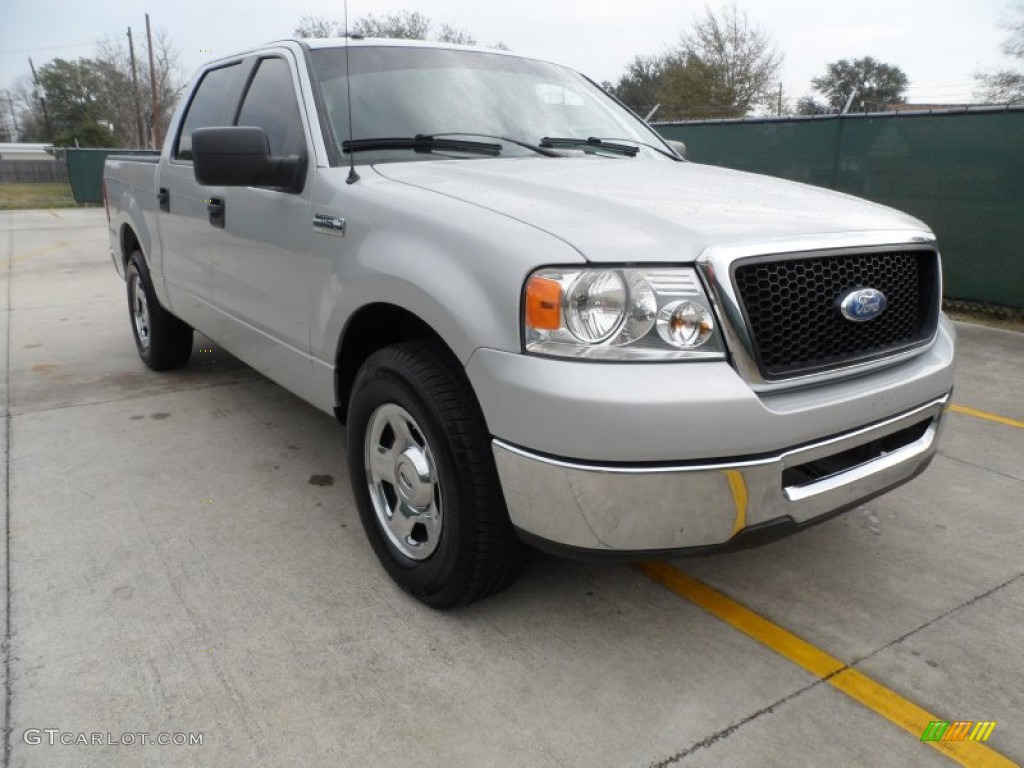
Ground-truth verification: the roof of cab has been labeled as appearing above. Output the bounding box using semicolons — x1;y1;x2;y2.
298;37;519;57
196;37;554;75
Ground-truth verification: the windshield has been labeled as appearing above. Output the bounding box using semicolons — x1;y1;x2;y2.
310;45;672;164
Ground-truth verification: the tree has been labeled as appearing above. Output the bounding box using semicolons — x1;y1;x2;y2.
1;90;21;142
806;57;909;113
27;58;118;147
292;9;489;47
678;4;783;115
976;4;1024;103
658;52;747;119
94;29;187;147
613;54;674;117
436;24;476;45
795;95;831;115
7;79;41;142
354;10;434;40
10;29;185;147
294;15;336;38
611;5;782;120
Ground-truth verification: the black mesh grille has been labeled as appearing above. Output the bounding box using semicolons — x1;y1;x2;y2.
733;250;939;378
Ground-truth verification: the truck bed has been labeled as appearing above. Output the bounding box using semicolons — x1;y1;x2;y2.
104;155;162;280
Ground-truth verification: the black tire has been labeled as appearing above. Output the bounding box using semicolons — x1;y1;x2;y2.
347;341;523;608
126;250;193;371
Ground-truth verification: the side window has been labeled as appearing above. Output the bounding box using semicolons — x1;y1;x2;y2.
236;58;306;157
176;63;242;160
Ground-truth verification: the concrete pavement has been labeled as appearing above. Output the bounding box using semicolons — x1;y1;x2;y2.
2;208;1022;767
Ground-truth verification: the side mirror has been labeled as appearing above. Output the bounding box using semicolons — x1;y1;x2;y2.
192;126;304;192
665;139;687;159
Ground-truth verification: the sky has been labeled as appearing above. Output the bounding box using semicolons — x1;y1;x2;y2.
1;0;1019;110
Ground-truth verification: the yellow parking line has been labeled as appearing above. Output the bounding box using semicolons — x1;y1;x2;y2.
47;210;62;219
638;562;1017;768
0;239;73;268
950;405;1024;430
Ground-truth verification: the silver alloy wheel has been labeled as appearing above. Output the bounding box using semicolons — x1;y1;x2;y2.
364;403;443;560
130;273;151;350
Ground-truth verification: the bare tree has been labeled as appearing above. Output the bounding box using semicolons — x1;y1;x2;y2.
95;28;186;147
146;28;188;145
7;79;40;141
612;5;782;119
679;4;783;114
976;4;1024;103
2;88;27;141
292;9;497;47
436;23;477;46
294;15;337;38
94;37;144;146
353;10;432;40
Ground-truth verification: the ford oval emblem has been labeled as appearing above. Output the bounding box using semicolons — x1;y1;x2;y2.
838;287;888;322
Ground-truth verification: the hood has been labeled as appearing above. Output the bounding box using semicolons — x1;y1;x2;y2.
372;157;929;262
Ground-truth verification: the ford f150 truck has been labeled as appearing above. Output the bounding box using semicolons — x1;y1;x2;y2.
104;38;956;607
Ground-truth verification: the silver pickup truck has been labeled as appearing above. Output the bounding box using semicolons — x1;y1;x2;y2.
104;38;955;607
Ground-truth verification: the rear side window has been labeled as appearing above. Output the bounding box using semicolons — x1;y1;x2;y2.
236;58;306;157
175;63;243;160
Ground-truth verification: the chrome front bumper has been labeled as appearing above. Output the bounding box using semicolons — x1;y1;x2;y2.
493;395;949;555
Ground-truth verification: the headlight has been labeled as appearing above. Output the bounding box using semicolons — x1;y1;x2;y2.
523;267;726;360
564;271;627;342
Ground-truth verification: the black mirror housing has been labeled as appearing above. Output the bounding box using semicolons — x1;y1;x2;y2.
192;126;304;192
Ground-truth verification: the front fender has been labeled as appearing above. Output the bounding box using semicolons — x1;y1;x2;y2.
309;172;585;368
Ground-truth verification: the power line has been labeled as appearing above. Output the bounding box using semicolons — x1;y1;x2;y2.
904;84;978;90
0;42;94;55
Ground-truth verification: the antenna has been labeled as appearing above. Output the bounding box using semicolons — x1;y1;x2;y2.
344;0;360;184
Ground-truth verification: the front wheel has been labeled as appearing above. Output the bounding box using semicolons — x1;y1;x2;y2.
347;342;523;608
126;250;193;371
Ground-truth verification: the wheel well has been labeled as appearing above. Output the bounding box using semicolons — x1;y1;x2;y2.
120;224;142;270
335;304;455;424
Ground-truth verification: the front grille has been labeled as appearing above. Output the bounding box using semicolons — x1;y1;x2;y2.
733;249;939;378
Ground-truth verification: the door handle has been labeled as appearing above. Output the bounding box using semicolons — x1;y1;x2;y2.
157;187;170;212
207;197;225;229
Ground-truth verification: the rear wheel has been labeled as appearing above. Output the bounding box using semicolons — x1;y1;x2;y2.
347;341;523;608
126;250;193;371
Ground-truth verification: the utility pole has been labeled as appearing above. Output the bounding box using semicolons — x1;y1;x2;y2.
28;57;54;141
145;13;162;149
777;83;783;116
127;27;146;148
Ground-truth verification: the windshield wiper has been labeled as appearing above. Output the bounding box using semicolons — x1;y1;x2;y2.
342;135;502;156
591;137;683;160
429;132;560;158
538;136;639;157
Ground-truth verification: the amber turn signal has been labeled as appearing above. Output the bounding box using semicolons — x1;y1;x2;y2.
525;276;562;330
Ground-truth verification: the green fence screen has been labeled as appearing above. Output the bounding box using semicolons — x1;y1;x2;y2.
65;148;159;204
655;109;1024;308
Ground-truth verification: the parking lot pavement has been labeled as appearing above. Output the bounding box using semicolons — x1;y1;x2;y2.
2;208;1022;767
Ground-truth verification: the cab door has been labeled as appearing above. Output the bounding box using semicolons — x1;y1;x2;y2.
159;59;250;331
205;53;318;403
